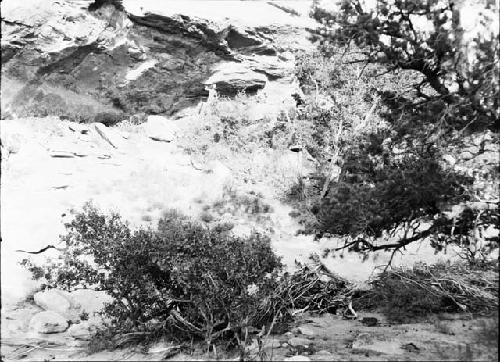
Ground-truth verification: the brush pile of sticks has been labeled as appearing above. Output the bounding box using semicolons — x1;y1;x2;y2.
260;261;355;321
371;261;499;313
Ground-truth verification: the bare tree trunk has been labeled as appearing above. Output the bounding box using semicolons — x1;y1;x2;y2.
320;119;343;199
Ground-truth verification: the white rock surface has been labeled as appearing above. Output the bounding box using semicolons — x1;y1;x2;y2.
142;116;177;142
143;115;177;142
66;289;113;317
29;311;69;334
34;289;72;316
67;321;98;340
284;355;311;361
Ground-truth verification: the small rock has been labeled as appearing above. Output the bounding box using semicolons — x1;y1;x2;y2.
361;317;379;327
144;115;177;142
288;337;311;348
284;356;311;361
483;142;498;152
68;123;89;134
29;311;68;334
460;151;474;160
316;350;332;355
34;289;71;316
297;326;314;336
401;342;420;353
67;321;97;340
442;154;456;165
466;145;480;154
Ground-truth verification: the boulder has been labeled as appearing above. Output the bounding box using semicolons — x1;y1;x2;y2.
29;311;69;334
34;289;72;316
204;63;267;96
143;116;177;142
65;289;113;317
67;321;98;340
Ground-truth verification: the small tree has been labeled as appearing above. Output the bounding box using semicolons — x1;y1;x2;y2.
303;0;499;262
311;0;499;131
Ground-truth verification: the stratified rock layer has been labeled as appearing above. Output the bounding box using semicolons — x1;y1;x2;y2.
1;0;307;120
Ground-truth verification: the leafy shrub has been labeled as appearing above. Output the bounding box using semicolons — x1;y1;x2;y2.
24;204;283;350
318;140;472;239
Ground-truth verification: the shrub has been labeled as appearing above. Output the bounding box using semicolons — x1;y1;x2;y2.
354;261;499;323
23;204;283;350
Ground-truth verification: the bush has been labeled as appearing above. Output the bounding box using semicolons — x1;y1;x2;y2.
354;261;499;323
24;204;283;350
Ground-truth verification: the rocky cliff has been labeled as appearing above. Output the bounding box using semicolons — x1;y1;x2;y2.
1;0;314;120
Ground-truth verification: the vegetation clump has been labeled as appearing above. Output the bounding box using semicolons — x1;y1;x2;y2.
23;204;282;351
285;0;499;264
354;261;499;323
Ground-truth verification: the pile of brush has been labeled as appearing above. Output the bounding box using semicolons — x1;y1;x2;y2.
258;259;356;330
357;261;499;321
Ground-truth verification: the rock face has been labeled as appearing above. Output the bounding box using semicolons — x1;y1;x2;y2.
1;0;310;120
29;311;69;334
204;63;267;96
